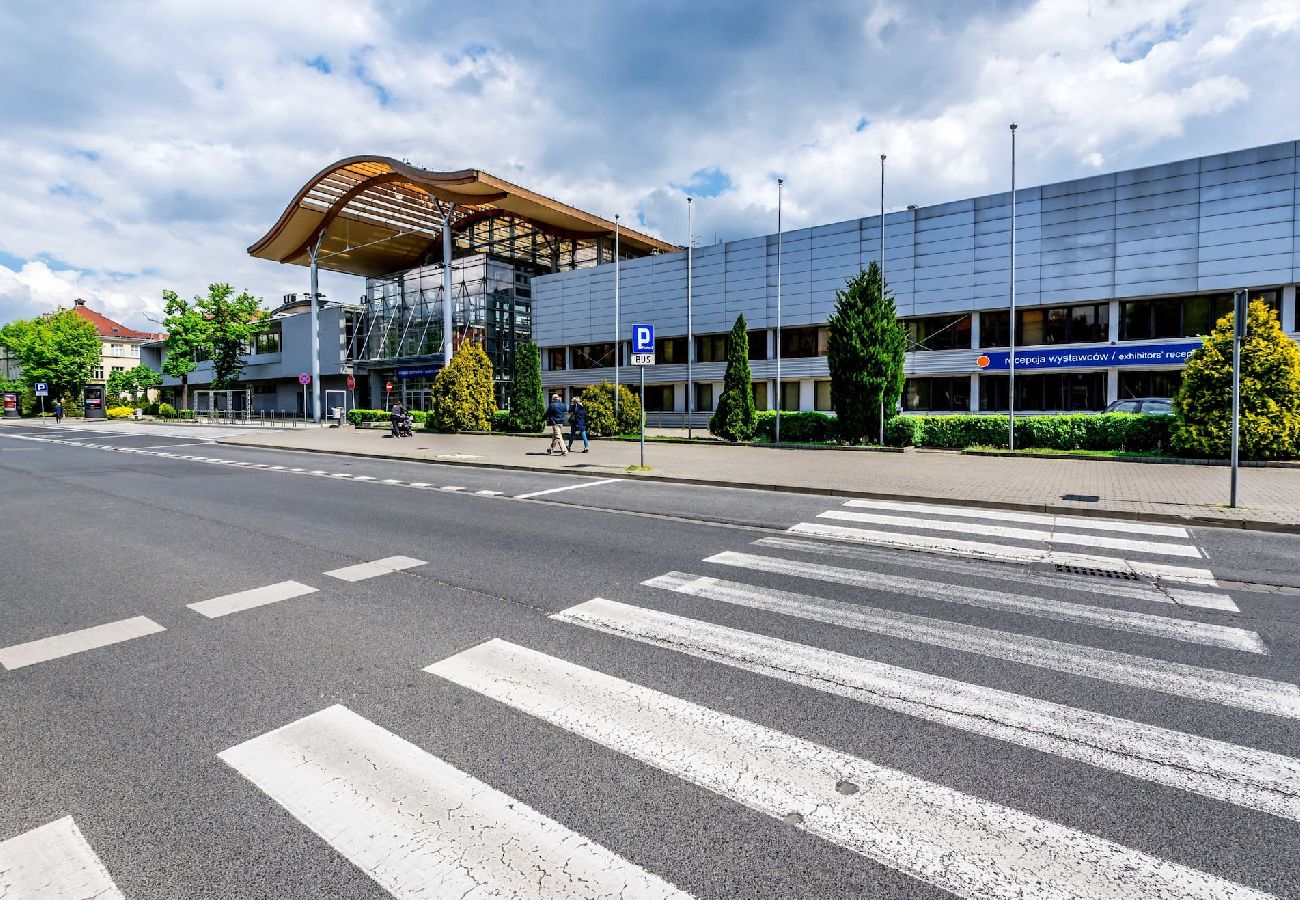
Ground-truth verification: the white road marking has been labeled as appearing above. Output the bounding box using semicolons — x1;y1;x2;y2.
438;485;464;492
558;597;1300;821
188;580;318;619
323;556;425;583
380;478;404;484
756;536;1238;611
819;509;1202;558
142;441;211;449
351;475;375;481
515;478;619;500
428;640;1268;899
645;572;1298;718
843;497;1191;536
789;522;1220;585
706;551;1265;653
0;816;124;899
408;482;432;488
475;489;503;496
219;705;689;900
0;616;165;670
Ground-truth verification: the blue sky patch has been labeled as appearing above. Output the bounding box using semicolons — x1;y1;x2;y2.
305;55;332;74
673;166;733;198
855;116;869;132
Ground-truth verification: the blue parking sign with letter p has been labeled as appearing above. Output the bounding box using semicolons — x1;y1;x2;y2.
632;324;654;353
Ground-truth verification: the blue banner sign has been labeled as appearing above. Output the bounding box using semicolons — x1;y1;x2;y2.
396;364;441;380
976;340;1203;371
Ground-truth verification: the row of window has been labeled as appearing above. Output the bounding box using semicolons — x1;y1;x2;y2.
550;327;836;371
107;344;142;358
629;380;838;413
902;370;1186;412
90;365;131;380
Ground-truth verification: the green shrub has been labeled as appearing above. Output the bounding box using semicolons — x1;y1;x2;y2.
492;410;511;432
349;408;429;427
178;409;196;420
157;403;177;419
106;406;133;419
883;413;1173;452
431;343;496;432
506;341;545;432
755;411;839;442
144;402;160;416
580;382;641;436
885;415;924;447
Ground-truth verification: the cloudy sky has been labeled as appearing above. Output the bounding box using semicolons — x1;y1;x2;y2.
2;0;1298;329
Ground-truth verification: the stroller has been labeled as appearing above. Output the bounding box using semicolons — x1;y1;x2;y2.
392;411;414;438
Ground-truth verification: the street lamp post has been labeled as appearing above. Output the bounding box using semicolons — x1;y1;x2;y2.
1009;123;1018;451
614;214;620;420
775;178;784;446
879;153;886;445
687;196;694;439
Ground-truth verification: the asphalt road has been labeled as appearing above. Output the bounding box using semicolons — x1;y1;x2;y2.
1;422;1298;898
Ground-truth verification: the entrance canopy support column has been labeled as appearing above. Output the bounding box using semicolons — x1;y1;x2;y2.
442;204;456;365
308;232;323;423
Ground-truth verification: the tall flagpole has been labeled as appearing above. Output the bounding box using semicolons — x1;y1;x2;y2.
1009;124;1018;451
879;153;886;445
775;178;784;446
687;196;694;439
614;214;621;420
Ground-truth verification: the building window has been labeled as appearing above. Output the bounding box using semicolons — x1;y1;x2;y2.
130;345;140;358
751;381;768;410
546;348;566;370
904;315;971;351
91;365;104;380
1118;370;1183;399
1120;291;1280;341
748;330;770;361
779;327;829;358
571;342;615;369
696;334;728;363
981;304;1108;348
814;380;832;411
904;377;971;412
642;385;675;411
780;381;800;411
112;365;126;373
694;382;714;411
109;344;123;357
979;373;1107;412
252;326;281;355
655;336;688;364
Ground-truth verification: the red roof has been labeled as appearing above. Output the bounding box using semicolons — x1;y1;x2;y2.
70;299;165;341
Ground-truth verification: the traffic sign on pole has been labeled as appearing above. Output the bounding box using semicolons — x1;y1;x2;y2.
298;373;312;386
346;374;356;391
631;323;655;366
34;382;48;397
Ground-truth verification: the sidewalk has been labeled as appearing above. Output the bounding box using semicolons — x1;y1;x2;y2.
218;427;1300;531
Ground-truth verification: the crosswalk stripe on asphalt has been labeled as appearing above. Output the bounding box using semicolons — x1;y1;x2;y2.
0;616;165;670
842;498;1191;536
0;816;124;899
219;704;690;900
427;639;1270;899
323;555;425;583
644;571;1299;718
555;597;1300;821
187;580;318;619
704;551;1266;653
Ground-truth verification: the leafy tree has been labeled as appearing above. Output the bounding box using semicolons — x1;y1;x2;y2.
1173;299;1300;460
107;364;162;404
161;290;205;410
826;262;906;444
197;284;264;389
431;343;496;432
0;310;101;404
709;314;757;441
506;340;545;432
580;382;641;436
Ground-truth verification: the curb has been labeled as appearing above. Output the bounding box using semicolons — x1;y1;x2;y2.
215;436;1300;535
963;448;1300;469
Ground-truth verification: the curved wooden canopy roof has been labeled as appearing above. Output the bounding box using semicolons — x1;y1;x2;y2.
248;156;677;277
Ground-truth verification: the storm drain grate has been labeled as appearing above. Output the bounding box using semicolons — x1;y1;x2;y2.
1054;563;1140;581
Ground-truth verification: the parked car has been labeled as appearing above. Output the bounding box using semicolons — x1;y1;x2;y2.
1105;397;1173;415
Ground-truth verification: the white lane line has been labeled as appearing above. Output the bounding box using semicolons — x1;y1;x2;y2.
328;472;352;478
439;485;464;492
475;489;503;496
756;536;1238;612
706;551;1265;654
0;616;165;670
323;556;425;583
219;705;689;900
428;640;1267;900
408;482;432;488
645;572;1298;719
380;478;404;485
0;816;125;899
789;522;1220;586
515;478;619;500
558;597;1300;822
141;441;211;449
844;497;1190;537
819;509;1202;558
352;475;375;481
188;580;317;619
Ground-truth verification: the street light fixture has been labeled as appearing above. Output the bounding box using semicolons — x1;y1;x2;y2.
1009;123;1018;451
775;178;784;446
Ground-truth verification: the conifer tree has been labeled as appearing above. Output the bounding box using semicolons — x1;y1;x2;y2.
506;340;545;432
709;314;757;441
826;262;905;444
1173;299;1300;460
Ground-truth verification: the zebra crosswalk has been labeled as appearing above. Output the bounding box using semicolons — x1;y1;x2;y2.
10;497;1296;897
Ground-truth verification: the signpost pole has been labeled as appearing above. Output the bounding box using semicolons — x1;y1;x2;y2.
775;178;783;447
879;154;886;446
1230;288;1246;508
1008;123;1018;451
640;365;646;468
614;215;621;421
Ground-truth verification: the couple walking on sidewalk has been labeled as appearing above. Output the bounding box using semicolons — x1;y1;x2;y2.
545;393;588;456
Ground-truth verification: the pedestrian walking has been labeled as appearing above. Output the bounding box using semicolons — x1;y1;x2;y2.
566;396;589;453
389;399;405;438
544;393;568;455
53;400;63;424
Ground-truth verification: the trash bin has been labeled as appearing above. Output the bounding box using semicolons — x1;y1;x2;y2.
331;406;344;421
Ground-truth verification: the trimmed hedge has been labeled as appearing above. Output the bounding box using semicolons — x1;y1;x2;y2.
492;410;511;432
349;408;428;426
755;411;839;443
885;413;1173;452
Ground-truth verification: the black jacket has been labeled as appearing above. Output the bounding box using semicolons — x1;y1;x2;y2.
569;402;587;430
544;400;567;426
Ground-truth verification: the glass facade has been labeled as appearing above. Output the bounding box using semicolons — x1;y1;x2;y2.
1118;369;1183;399
904;377;971;412
904;314;971;351
1120;290;1279;341
979;372;1107;412
779;327;829;358
981;303;1108;348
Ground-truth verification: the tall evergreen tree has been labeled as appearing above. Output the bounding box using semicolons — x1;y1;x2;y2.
506;340;545;432
709;314;757;442
1173;299;1300;459
826;262;905;444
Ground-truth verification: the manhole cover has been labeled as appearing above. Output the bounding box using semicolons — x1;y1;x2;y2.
1055;563;1140;581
